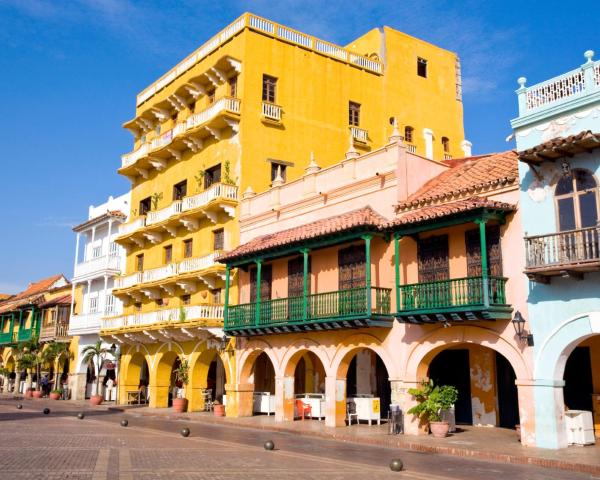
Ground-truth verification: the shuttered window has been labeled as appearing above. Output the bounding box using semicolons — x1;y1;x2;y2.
417;235;449;282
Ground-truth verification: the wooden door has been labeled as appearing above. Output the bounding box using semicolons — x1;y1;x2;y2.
416;235;449;308
338;245;366;314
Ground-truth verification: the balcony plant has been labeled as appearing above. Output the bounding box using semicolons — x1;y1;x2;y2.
172;359;189;413
81;341;112;406
407;380;458;438
151;192;163;210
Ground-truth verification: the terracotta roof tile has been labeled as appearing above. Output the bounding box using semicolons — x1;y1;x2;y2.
396;151;518;211
39;294;72;307
518;130;600;164
0;274;67;314
388;197;516;227
73;210;127;232
218;207;387;263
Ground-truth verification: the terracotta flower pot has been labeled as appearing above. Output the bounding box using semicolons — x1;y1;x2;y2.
32;390;43;399
49;393;61;400
89;394;103;406
24;389;33;398
429;421;450;438
172;398;188;413
213;404;225;417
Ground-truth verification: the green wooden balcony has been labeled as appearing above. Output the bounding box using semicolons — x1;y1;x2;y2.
225;287;394;336
0;331;13;345
396;276;512;323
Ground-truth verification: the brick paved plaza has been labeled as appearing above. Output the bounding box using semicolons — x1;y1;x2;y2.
0;399;594;480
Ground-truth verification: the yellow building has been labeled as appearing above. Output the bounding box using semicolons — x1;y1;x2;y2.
109;12;467;412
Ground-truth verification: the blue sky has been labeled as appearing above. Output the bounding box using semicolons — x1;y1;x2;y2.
0;0;597;293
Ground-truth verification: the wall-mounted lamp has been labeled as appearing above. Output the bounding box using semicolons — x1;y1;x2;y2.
561;160;571;177
218;335;235;356
512;311;534;346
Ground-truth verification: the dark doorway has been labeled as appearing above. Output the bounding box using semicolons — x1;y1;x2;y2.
375;355;391;419
564;346;593;412
429;349;472;424
495;352;519;429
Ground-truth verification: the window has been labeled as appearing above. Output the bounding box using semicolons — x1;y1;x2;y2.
270;162;287;183
139;197;151;216
134;302;142;312
417;57;428;78
207;88;215;104
173;180;187;201
89;297;98;314
442;137;450;153
213;228;224;251
136;254;144;272
204;164;222;189
466;226;503;277
164;245;173;264
250;264;272;302
229;75;238;98
211;289;221;304
417;235;449;282
183;239;193;258
288;256;310;297
181;294;191;305
262;75;277;103
349;101;361;127
156;298;163;307
555;169;599;231
404;126;414;143
338;245;366;289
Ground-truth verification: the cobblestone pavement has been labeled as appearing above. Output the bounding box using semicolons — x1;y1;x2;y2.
0;400;596;480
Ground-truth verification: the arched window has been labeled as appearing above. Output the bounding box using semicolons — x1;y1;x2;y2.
441;137;450;153
555;169;599;231
404;126;414;143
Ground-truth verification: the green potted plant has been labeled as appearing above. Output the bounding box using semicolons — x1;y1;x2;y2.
81;341;112;406
49;389;62;400
408;380;458;438
172;359;189;413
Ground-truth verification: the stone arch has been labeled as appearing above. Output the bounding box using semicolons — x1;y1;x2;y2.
534;312;600;380
404;325;530;382
151;349;182;409
237;339;279;383
332;333;396;379
281;338;331;377
189;348;230;411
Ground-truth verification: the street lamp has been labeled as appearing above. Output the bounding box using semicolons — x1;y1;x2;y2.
218;335;234;356
512;311;534;346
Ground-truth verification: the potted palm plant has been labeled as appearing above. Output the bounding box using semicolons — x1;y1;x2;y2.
81;341;111;406
172;359;189;413
408;380;458;438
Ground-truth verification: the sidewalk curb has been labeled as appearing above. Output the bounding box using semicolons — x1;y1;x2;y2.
112;407;600;476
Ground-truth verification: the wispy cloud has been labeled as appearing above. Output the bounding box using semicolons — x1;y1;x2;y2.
35;216;79;228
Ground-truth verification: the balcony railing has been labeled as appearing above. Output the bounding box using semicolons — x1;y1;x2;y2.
182;183;238;211
73;254;121;279
0;331;13;344
39;323;69;341
68;313;102;335
396;276;509;322
525;227;600;277
118;217;146;237
114;252;222;290
406;144;417;154
261;102;282;121
226;287;393;334
101;304;224;330
122;97;241;169
350;126;368;143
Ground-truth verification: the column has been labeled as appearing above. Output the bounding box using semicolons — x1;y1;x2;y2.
224;382;255;417
477;220;489;307
275;375;295;422
324;376;347;427
532;379;568;449
514;379;537;448
254;260;262;326
102;276;109;315
224;266;230;327
394;234;401;313
86;280;92;315
89;226;96;261
106;219;113;268
393;380;429;435
363;235;372;314
301;249;309;320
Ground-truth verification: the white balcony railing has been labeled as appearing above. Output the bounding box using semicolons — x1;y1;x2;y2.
114;272;143;289
444;153;453;160
182;183;238;212
68;313;103;335
187;97;240;130
406;144;417;154
121;143;149;168
74;254;121;279
118;217;146;236
101;304;224;330
142;263;178;283
261;102;282;121
178;252;220;274
146;200;182;226
350;126;368;143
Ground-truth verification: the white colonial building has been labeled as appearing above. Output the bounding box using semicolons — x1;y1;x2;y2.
69;193;130;400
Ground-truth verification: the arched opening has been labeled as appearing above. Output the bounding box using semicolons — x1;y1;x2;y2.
249;352;276;416
337;347;392;425
426;345;519;429
190;349;228;411
286;351;326;421
562;335;600;436
120;352;150;405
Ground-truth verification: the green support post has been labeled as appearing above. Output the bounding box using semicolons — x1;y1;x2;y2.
301;249;309;321
254;260;262;326
363;235;372;315
478;220;489;307
394;234;401;314
224;266;231;328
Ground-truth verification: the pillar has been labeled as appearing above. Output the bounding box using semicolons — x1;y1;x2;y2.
69;372;87;401
224;382;254;417
324;376;347;427
515;379;537;447
393;380;429;436
477;219;489;307
275;375;295;422
533;379;568;449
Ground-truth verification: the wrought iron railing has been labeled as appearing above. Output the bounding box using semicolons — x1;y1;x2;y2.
398;276;507;312
525;227;600;270
226;287;391;329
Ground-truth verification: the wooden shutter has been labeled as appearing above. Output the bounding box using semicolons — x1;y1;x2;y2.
465;226;502;277
250;265;272;302
338;245;366;290
417;235;449;282
288;256;309;297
